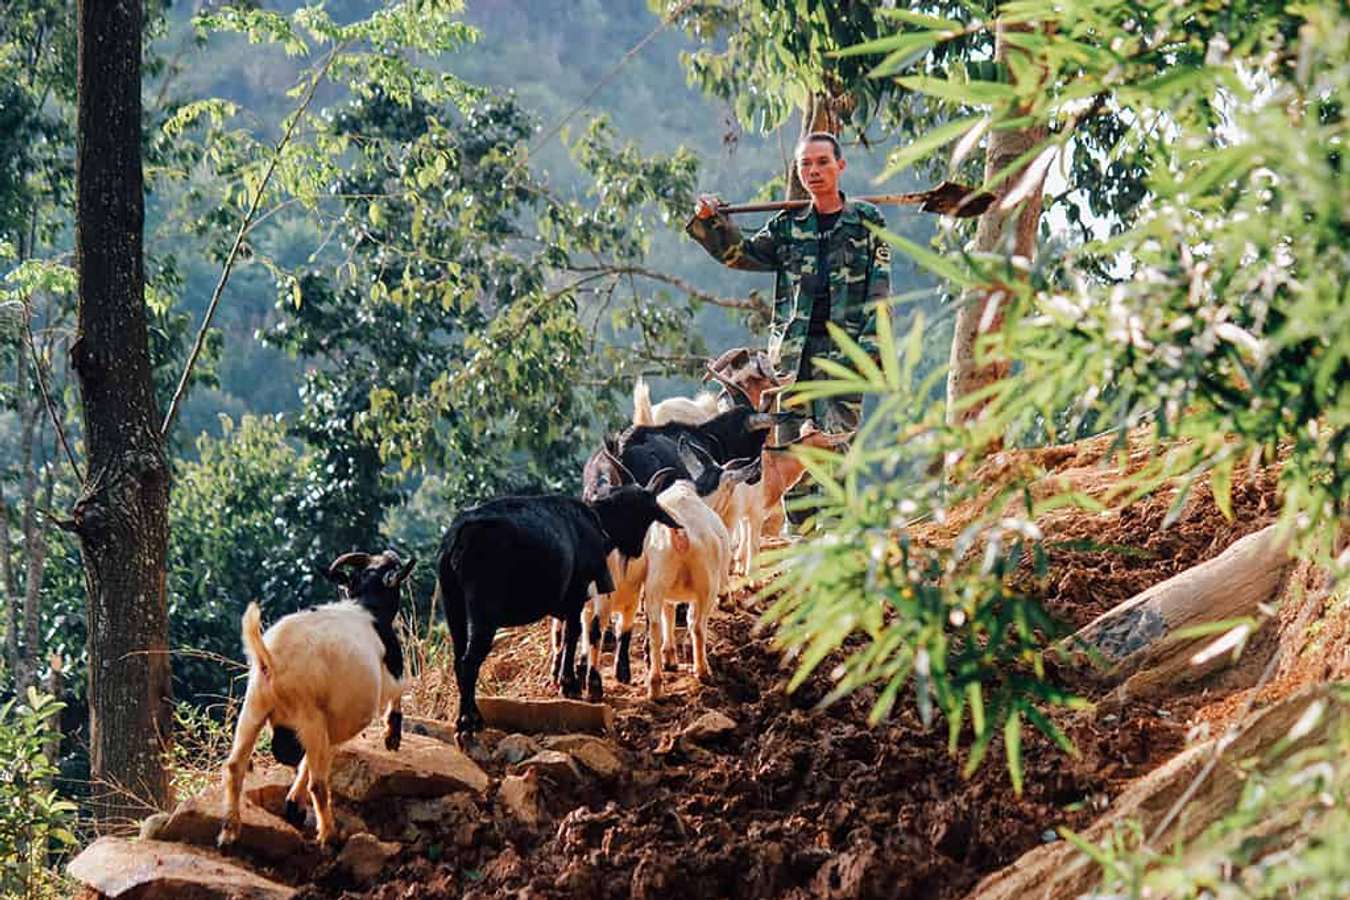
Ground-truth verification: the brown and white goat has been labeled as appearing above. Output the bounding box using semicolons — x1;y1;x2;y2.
218;551;414;848
733;422;852;574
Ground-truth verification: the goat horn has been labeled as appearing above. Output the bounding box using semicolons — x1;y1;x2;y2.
328;552;371;574
601;443;636;484
645;467;679;495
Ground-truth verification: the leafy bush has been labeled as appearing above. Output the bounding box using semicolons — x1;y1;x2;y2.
768;0;1348;793
0;689;77;899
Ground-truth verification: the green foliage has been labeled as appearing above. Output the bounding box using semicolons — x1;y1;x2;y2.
167;414;315;704
0;689;77;899
765;0;1349;803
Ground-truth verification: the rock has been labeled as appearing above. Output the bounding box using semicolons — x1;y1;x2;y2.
498;772;543;826
404;715;457;744
682;711;737;744
542;734;624;779
331;732;490;803
67;837;295;899
477;696;614;734
404;793;480;827
242;766;297;817
159;785;305;863
493;733;543;765
513;750;583;784
336;832;401;883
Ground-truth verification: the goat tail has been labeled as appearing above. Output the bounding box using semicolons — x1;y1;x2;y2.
241;602;275;680
633;377;654;426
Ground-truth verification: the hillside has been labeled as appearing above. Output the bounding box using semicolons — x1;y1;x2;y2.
64;430;1346;899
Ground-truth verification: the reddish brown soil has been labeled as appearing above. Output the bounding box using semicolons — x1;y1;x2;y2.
295;437;1284;900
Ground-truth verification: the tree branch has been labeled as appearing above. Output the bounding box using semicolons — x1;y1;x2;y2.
23;306;84;483
566;263;769;314
161;42;346;438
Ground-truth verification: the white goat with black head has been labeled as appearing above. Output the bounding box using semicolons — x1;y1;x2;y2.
218;550;415;849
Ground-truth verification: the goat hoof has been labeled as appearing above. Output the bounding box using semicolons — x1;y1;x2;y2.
283;800;306;829
615;659;631;684
662;661;678;673
384;732;401;752
585;669;603;702
216;824;239;850
560;678;582;701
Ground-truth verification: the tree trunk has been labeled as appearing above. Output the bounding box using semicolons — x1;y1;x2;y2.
73;0;173;821
1;489;16;678
785;91;843;201
21;462;55;692
1059;523;1293;706
945;22;1048;426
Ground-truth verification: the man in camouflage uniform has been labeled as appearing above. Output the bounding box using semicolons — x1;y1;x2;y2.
686;132;891;437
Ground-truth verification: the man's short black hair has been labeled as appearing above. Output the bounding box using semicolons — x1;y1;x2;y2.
795;132;842;160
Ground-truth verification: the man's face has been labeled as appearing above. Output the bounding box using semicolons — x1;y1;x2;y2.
796;139;846;202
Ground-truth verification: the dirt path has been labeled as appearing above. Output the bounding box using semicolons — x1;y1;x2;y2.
294;443;1282;899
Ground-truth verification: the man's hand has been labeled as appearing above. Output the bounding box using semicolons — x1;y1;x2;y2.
694;194;722;220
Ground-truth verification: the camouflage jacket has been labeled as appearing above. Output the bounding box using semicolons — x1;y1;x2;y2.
686;196;891;378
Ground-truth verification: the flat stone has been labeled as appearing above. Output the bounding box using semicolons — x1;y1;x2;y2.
513;750;583;784
159;785;305;863
497;773;542;826
682;711;737;743
336;832;401;883
67;837;295;899
331;732;489;802
542;735;624;779
493;733;543;765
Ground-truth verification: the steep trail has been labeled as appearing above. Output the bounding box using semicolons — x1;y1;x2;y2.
68;435;1298;899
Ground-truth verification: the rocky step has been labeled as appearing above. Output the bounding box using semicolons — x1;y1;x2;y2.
67;719;628;898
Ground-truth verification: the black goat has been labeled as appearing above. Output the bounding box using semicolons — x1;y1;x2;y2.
582;406;795;500
437;479;680;743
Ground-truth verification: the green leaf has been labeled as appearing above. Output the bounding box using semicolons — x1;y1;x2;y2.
1210;457;1234;521
895;75;1017;105
879;115;982;180
869;223;975;288
877;9;964;30
1005;708;1024;795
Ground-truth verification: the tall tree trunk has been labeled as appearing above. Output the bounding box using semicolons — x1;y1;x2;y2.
13;342;40;689
945;22;1048;426
1;489;16;678
21;460;55;692
73;0;173;821
786;91;843;200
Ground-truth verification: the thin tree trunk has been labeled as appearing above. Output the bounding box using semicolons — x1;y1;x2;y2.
1;489;16;678
21;460;55;693
945;22;1048;426
73;0;173;822
14;347;40;689
786;91;843;201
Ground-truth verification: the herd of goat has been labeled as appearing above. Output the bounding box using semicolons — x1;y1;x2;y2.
217;350;849;848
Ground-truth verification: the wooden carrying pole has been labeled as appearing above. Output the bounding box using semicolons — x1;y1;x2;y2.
716;180;994;218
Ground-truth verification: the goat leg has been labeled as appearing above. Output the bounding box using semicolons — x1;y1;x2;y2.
218;695;268;849
559;612;584;700
584;610;604;702
383;698;403;752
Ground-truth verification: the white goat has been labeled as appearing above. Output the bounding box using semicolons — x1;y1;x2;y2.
632;376;721;426
642;479;733;698
577;453;756;694
219;551;414;848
